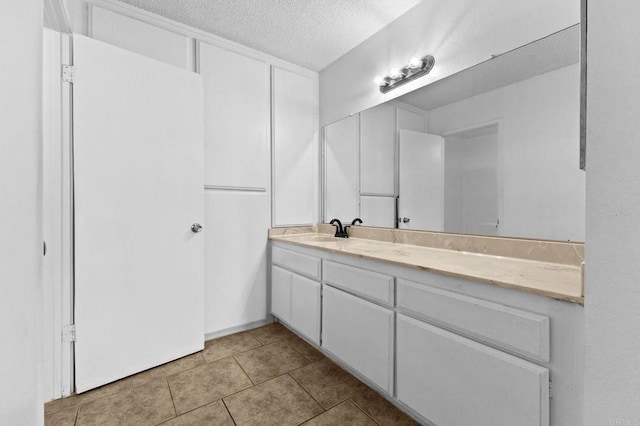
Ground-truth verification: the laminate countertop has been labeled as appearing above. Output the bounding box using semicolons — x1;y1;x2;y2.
269;232;584;304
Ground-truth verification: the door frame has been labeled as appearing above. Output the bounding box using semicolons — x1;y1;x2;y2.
42;30;75;400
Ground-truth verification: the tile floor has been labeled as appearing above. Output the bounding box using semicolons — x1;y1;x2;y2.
44;323;417;426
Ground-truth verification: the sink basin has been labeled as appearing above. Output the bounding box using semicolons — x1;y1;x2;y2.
305;235;343;243
273;233;347;244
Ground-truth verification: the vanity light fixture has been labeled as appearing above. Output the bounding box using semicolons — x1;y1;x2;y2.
376;55;435;94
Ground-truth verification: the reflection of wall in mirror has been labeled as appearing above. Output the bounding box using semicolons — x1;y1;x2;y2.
427;63;584;242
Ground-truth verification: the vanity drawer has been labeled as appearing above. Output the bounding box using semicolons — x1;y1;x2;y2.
272;246;321;280
397;279;550;362
323;261;394;306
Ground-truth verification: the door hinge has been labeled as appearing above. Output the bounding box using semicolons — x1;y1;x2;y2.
548;376;553;399
62;65;76;83
62;324;76;342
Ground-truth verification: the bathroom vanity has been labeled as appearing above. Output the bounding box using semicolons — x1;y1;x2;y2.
269;227;584;426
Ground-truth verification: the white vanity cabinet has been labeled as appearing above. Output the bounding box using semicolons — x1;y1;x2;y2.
271;247;321;344
269;240;583;426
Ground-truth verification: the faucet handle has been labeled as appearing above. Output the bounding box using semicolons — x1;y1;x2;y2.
351;218;363;226
329;218;344;237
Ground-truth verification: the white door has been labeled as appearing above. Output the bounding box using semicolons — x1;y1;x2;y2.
398;130;444;230
73;34;205;393
463;167;499;235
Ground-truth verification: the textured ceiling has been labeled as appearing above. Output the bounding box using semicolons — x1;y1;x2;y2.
398;25;580;111
115;0;424;71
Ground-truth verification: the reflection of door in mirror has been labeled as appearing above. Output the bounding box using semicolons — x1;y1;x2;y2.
444;123;500;236
398;130;444;230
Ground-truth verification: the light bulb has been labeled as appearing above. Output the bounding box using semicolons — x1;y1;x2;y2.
389;67;403;79
374;76;385;85
409;57;423;69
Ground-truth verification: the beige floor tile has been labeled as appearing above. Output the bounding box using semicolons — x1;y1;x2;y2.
202;332;262;362
168;356;252;415
44;395;79;417
281;335;324;362
234;340;311;384
76;377;133;405
44;376;131;417
76;378;175;426
160;400;234;426
290;358;367;409
224;374;323;426
129;352;205;388
350;388;418;425
247;322;295;345
303;401;377;425
45;405;77;426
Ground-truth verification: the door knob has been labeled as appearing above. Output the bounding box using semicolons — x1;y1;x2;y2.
191;223;203;233
402;217;410;223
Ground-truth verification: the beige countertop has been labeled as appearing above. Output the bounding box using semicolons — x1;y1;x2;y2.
269;232;584;304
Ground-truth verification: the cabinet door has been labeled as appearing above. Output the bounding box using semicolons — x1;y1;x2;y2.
199;42;270;189
359;195;395;228
324;114;359;221
290;274;321;344
271;265;291;323
272;67;317;226
360;103;395;195
91;6;192;69
205;191;269;334
322;285;394;394
397;314;549;426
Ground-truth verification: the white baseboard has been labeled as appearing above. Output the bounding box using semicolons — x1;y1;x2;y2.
204;317;273;342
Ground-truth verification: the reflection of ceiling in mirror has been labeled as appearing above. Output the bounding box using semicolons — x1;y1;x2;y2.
399;24;579;111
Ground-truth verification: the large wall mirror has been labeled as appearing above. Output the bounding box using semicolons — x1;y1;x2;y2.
322;25;584;242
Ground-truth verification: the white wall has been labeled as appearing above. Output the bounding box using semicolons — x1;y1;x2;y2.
426;64;584;242
584;1;640;423
0;0;43;424
319;0;579;126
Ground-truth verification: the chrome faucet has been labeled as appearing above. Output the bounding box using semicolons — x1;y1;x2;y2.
329;219;348;238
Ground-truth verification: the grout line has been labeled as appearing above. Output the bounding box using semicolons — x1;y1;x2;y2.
286;372;326;411
73;404;79;426
164;376;178;420
221;399;238;426
231;354;257;386
348;396;382;426
129;352;207;390
287;357;324;376
287;361;366;412
202;344;262;364
155;357;253;421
